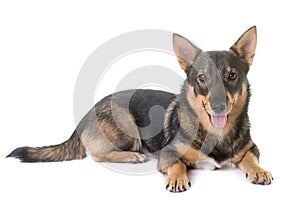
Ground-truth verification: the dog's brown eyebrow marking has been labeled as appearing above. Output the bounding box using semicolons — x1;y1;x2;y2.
227;66;235;71
7;26;272;192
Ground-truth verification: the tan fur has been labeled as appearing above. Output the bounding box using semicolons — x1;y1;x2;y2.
227;83;248;127
92;151;146;163
231;26;257;66
173;34;199;72
186;82;248;136
175;142;220;169
81;128;115;159
99;120;121;142
7;27;272;192
163;160;191;192
238;151;272;185
231;140;254;163
186;86;211;129
175;142;205;164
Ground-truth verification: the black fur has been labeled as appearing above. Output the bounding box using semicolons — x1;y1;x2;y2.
7;26;272;192
7;130;86;162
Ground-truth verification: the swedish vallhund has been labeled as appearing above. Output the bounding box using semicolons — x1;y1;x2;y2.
7;26;273;192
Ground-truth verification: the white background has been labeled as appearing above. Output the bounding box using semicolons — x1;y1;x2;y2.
1;0;299;201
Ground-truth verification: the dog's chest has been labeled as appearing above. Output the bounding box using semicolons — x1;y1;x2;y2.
189;131;242;164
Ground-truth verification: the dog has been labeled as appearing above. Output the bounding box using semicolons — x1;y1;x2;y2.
7;26;272;192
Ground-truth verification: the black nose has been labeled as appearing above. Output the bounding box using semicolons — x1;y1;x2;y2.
211;103;226;114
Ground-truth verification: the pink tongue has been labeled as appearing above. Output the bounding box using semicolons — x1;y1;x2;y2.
211;116;227;128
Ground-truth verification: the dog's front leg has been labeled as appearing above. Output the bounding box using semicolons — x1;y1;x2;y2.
237;144;273;185
162;160;191;192
158;151;191;192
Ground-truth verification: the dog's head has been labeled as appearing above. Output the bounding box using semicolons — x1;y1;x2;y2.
173;26;256;130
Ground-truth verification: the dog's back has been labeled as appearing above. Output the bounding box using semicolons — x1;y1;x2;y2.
7;89;176;162
7;27;272;192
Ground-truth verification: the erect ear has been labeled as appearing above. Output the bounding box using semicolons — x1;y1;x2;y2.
230;26;257;67
173;33;201;72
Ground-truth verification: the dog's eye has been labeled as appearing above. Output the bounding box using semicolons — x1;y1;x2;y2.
198;74;206;82
229;72;237;80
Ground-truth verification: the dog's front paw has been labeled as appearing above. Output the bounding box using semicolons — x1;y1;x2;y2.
246;170;273;185
165;175;191;192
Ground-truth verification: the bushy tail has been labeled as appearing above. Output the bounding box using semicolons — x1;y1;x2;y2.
6;130;86;162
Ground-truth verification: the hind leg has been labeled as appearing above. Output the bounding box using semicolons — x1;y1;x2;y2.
82;133;146;163
79;99;146;163
80;113;145;163
91;151;146;163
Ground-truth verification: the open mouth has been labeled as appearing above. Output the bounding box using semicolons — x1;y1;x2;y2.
202;102;228;128
210;115;227;128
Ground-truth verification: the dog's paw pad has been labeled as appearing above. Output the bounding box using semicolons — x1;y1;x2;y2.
165;175;191;192
246;170;273;185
